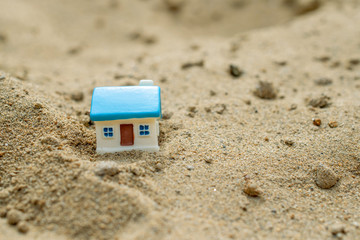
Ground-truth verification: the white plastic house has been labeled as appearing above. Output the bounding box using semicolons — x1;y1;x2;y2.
90;80;161;153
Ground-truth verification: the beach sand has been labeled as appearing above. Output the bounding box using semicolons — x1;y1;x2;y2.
0;0;360;239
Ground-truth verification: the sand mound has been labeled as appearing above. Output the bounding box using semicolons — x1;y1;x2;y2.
0;77;167;239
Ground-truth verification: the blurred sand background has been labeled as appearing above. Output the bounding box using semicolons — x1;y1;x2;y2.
1;0;360;239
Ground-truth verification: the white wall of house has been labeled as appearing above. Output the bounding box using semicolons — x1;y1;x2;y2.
94;118;160;153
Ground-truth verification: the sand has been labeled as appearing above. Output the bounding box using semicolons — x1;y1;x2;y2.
0;0;360;239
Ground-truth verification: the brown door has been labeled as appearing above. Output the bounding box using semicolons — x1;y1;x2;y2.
120;124;134;146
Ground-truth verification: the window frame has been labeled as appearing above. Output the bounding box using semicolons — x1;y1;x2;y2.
102;126;114;139
138;124;150;137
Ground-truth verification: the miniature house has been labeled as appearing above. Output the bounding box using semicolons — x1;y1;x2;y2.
90;80;161;153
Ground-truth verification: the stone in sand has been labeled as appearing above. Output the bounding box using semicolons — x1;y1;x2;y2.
34;102;44;109
0;207;7;218
162;111;173;120
312;118;321;126
243;181;262;197
163;0;186;13
308;95;331;108
71;91;84;102
17;221;29;233
130;166;144;176
205;157;213;164
155;162;164;171
315;164;338;189
186;165;194;170
94;161;120;176
0;189;9;199
314;77;332;86
7;209;22;225
229;64;243;78
330;222;346;236
283;139;295;146
328;121;338;128
253;81;277;100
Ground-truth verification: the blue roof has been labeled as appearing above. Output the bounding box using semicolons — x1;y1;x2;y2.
90;86;161;121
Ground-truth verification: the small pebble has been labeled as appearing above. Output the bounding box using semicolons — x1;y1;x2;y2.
349;58;360;65
229;64;243;78
244;99;251;105
162;111;173;120
314;56;330;62
67;46;82;55
0;207;7;218
7;209;22;225
312;118;321;126
0;189;10;199
163;0;185;13
352;221;359;228
314;78;333;86
294;0;321;15
94;161;119;176
273;60;287;66
34;102;43;109
288;104;297;111
315;164;338;189
243;181;262;197
0;74;6;80
186;165;194;170
330;222;346;235
17;221;29;233
71;91;84;102
181;60;204;69
308;95;331;108
187;112;195;118
130;166;143;176
328;121;338;128
187;106;197;113
204;158;213;164
283;139;295;147
214;104;226;115
187;107;197;117
143;35;157;45
155;162;163;171
0;34;6;43
40;135;60;146
253;81;278;100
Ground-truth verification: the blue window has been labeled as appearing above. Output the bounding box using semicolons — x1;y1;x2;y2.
103;127;114;138
139;125;150;136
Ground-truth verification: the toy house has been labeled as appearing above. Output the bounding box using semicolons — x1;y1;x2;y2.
90;80;161;153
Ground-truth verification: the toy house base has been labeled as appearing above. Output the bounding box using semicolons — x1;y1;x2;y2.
96;146;159;154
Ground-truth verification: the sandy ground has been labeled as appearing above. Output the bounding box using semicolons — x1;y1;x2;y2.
1;0;360;239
